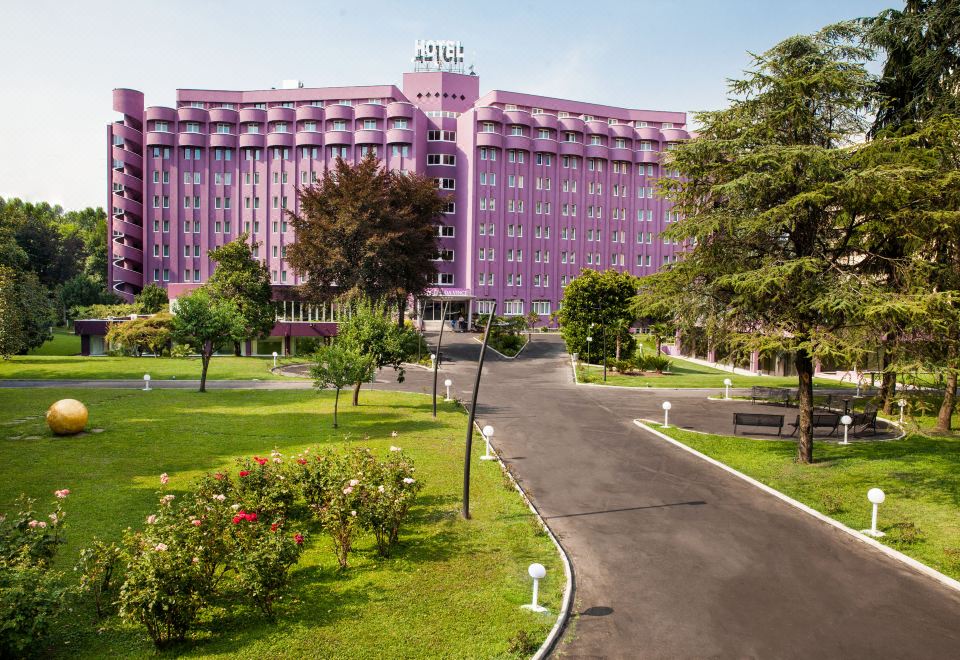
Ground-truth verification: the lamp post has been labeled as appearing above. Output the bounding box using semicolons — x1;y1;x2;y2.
898;399;906;425
480;424;496;461
840;414;852;445
662;401;672;428
272;351;278;369
463;303;497;519
522;563;548;613
723;377;732;400
863;488;886;537
602;323;608;382
432;301;449;419
142;374;151;391
586;336;592;372
444;378;453;402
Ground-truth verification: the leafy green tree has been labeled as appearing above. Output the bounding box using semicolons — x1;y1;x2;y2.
0;267;24;359
171;289;244;392
135;284;169;315
106;314;173;357
288;155;447;326
208;235;274;355
311;344;374;427
59;274;113;322
638;26;877;463
335;298;411;406
558;269;638;364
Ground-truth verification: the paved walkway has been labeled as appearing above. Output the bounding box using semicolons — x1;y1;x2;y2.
4;336;960;657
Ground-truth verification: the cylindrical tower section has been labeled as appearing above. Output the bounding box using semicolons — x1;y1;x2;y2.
109;88;145;300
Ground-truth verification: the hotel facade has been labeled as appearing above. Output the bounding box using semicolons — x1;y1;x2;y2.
106;52;688;353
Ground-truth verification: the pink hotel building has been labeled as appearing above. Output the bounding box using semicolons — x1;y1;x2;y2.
106;58;688;354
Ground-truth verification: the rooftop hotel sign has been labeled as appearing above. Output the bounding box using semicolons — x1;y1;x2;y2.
413;40;465;72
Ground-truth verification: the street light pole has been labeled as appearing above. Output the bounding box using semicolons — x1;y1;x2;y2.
463;302;497;520
602;323;607;382
432;300;449;419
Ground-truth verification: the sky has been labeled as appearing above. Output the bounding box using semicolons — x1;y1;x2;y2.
0;0;898;211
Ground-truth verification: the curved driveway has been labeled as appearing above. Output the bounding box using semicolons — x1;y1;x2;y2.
425;334;960;658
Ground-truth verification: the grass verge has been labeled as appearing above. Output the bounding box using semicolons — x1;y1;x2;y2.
0;355;306;381
0;388;561;658
650;425;960;581
28;327;81;356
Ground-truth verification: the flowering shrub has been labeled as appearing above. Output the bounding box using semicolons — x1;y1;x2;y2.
313;451;366;569
231;519;305;618
76;539;124;619
0;491;70;656
233;452;296;520
359;449;422;557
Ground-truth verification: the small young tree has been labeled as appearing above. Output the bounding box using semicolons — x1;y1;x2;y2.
335;298;410;406
171;289;243;392
557;269;638;363
208;235;274;356
311;344;373;428
106;314;173;357
135;284;169;315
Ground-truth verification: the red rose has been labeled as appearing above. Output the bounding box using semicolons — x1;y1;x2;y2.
294;533;304;545
270;523;279;532
245;512;257;522
232;515;243;524
214;472;225;481
254;456;267;466
297;458;307;465
239;470;250;477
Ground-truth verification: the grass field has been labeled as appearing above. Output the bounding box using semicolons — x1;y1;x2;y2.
653;425;960;580
27;327;81;356
0;389;561;658
0;354;307;381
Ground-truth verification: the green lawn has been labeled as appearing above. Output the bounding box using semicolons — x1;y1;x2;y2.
0;354;307;381
0;389;561;658
28;327;81;356
577;355;851;390
653;425;960;580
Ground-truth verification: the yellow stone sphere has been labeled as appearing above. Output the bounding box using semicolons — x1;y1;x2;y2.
46;399;89;435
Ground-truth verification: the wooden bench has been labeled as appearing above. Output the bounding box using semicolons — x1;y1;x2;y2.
852;408;878;435
733;412;785;436
788;413;841;436
750;387;795;407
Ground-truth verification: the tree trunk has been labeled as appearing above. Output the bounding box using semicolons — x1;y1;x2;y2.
935;369;957;434
352;380;362;406
233;341;241;357
200;341;212;393
795;349;815;464
396;294;407;330
879;340;896;414
333;388;340;428
615;334;621;361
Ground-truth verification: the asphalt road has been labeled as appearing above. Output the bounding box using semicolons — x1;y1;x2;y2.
4;335;959;657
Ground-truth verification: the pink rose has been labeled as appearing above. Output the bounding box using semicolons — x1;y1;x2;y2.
54;489;70;499
146;515;157;525
160;473;169;485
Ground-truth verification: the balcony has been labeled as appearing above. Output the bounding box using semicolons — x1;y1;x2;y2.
239;107;267;123
503;110;532;126
177;106;208;123
324;130;353;146
531;113;558;130
609;147;633;162
239;133;265;148
266;132;294;148
474;106;504;123
385;127;414;144
295;105;324;122
178;132;207;147
661;127;690;142
146;106;177;123
145;131;175;147
557;116;585;132
636;126;662;141
267;106;296;123
610;123;635;139
324;104;354;121
558;141;584;157
475;132;503;149
635;150;661;164
112;145;142;170
112;217;143;241
505;134;532;151
386;101;415;119
209;107;239;124
355;103;386;120
585;144;609;159
295;131;323;147
354;129;384;145
585;120;610;137
210;133;237;148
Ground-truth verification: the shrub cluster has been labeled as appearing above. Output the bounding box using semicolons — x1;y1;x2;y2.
75;446;421;649
611;353;672;375
0;491;70;656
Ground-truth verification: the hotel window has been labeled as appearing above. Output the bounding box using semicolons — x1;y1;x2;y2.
590;135;602;146
337;100;353;106
478;273;486;285
481;122;496;133
476;299;496;315
330;146;348;159
504;300;523;315
246;123;260;134
391;145;410;157
153;220;160;232
608;118;618;125
534;274;541;287
303;121;317;132
185;122;201;133
510;125;524;136
363;119;377;130
163;269;170;282
564;132;576;143
662;122;674;129
331;119;347;131
162;196;169;208
428;154;456;166
153;245;160;257
614;138;627;149
582;115;594;122
432;273;454;285
435;178;455;190
153;269;160;281
537;129;550;139
427;130;456;141
437;225;455;238
154;121;169;132
532;107;543;115
640;141;653;151
153;195;160;208
536;153;552;166
393;118;409;129
443;202;455;214
216;123;231;134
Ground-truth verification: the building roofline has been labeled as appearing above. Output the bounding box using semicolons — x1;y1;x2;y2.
477;89;686;122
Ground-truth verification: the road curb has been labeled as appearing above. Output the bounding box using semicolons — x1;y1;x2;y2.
468;416;575;660
632;419;960;596
472;336;531;360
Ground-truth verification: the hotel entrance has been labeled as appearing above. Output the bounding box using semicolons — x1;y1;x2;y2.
416;290;474;332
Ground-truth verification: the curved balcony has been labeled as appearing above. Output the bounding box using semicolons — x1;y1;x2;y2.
114;195;143;216
385;127;414;144
295;131;323;147
475;106;503;123
266;132;294;148
532;113;558;130
179;132;207;147
532;137;558;154
239;107;267;123
113;122;143;145
355;103;385;120
145;131;175;147
209;108;238;124
503;110;532;126
585;144;609;159
113;218;143;241
354;129;384;144
505;134;532;151
559;141;584;157
585;120;610;137
475;132;503;149
113;89;144;127
609;147;633;162
239;133;265;149
112;241;144;261
557;116;585;132
636;126;662;141
267;106;296;123
111;262;143;288
210;133;237;148
324;130;353;146
296;105;324;122
112;145;142;170
177;106;208;123
635;150;661;164
610;123;635;139
113;171;143;192
386;101;415;119
324;104;354;121
146;106;177;123
661;127;690;142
